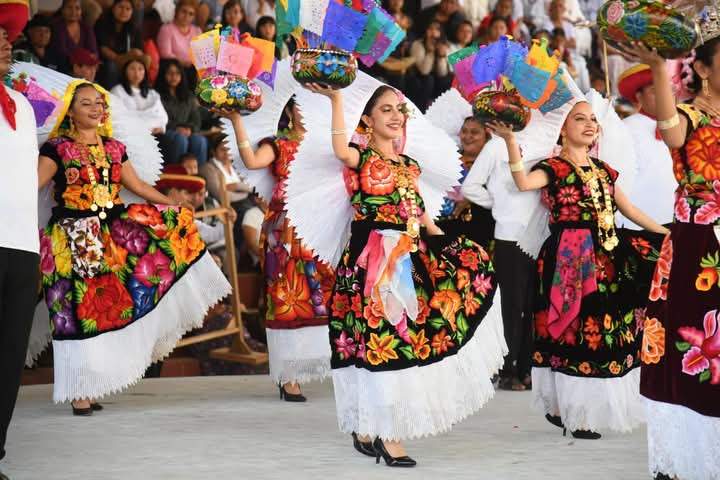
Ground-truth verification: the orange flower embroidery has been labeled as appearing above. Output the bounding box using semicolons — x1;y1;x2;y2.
641;317;666;365
102;231;127;273
359;156;395;195
363;298;385;329
456;268;470;290
366;333;399;365
410;330;431;360
578;362;592;374
62;184;94;210
608;361;622;375
270;258;315;322
429;289;462;331
696;267;718;292
686;127;720;181
168;220;204;265
431;328;455;354
583;317;602;351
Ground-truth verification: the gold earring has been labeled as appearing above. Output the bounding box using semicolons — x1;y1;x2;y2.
68;117;76;137
366;126;373;135
703;78;711;98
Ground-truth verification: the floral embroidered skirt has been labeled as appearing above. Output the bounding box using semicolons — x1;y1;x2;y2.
39;204;231;403
531;223;662;433
328;221;507;440
261;207;334;384
640;222;720;479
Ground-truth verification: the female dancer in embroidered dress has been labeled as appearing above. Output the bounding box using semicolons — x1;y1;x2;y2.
622;36;720;480
225;99;334;402
304;82;504;466
489;101;669;439
37;80;230;414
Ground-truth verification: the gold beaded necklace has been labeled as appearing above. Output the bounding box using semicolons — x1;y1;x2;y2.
562;154;619;251
369;143;420;252
76;133;114;219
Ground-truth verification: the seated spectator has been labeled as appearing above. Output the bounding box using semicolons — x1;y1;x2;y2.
69;47;100;82
157;0;202;87
111;53;168;135
180;152;200;175
255;16;288;59
142;8;162;84
155;59;209;165
221;0;253;35
450;20;475;53
95;0;144;88
485;16;509;43
415;0;467;41
241;202;266;269
478;0;518;39
12;15;63;70
243;0;275;32
200;134;256;250
541;0;576;48
550;28;577;79
409;20;452;111
382;0;412;32
50;0;98;74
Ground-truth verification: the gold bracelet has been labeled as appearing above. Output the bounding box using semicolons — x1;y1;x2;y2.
657;114;679;130
331;129;347;135
509;161;524;172
237;140;251;149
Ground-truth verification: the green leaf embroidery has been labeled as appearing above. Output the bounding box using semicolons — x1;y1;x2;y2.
73;280;88;304
675;341;691;352
330;320;344;330
80;318;97;334
699;369;711;383
344;312;354;328
429;317;445;330
399;345;415;360
120;307;133;319
363;196;392;205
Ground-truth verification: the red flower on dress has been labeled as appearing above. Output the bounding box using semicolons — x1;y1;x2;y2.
350;294;363;317
77;274;134;332
343;167;359;196
359;156;395;195
331;292;351;318
415;295;430;325
363;298;385;329
127;204;163;227
431;328;455;354
558;205;581;222
459;249;480;271
65;167;80;185
694;180;720;225
678;309;720;384
535;311;549;338
550;159;571;179
557;185;581;205
103;138;126;163
583;317;602;351
649;236;673;302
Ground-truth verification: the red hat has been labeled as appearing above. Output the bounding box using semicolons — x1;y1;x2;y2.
0;0;30;43
156;165;206;193
70;48;101;66
618;64;653;103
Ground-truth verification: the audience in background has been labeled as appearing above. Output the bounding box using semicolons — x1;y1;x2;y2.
50;0;99;73
111;53;168;135
95;0;144;87
156;59;209;164
69;47;100;81
221;0;253;35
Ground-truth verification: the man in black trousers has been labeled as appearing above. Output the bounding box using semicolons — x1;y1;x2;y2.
0;4;40;479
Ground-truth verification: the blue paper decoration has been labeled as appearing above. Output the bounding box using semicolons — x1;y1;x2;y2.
321;1;369;52
540;71;573;113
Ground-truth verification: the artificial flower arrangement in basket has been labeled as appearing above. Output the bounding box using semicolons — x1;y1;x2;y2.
190;26;277;114
276;0;406;89
449;36;573;131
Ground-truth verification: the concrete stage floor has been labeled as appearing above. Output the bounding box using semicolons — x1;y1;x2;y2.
4;376;649;480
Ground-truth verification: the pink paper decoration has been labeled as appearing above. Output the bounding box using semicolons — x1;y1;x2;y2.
216;41;254;76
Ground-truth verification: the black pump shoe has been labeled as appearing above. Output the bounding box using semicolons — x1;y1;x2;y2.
351;433;375;457
654;474;674;480
278;383;307;402
372;437;417;467
71;402;93;416
90;402;103;411
545;414;564;428
563;428;601;440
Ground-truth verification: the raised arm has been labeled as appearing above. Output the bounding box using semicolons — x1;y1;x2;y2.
226;111;278;170
303;83;360;168
619;42;687;149
487;122;549;191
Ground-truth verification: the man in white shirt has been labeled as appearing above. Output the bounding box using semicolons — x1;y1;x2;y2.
617;64;676;230
0;5;41;478
462;136;539;390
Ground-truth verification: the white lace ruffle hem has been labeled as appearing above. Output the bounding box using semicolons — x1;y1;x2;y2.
645;396;720;480
266;324;332;385
331;290;506;441
52;251;231;403
531;367;644;433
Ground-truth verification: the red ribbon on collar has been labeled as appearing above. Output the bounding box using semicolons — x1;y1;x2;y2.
0;86;17;130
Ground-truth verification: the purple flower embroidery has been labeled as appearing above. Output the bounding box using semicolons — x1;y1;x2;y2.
334;330;357;359
47;279;76;335
111;219;149;255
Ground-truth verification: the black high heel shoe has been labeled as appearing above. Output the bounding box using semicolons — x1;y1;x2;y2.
71;402;93;416
90;402;103;411
351;432;375;457
545;414;564;428
654;474;673;480
278;383;307;402
372;437;417;467
563;428;601;440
